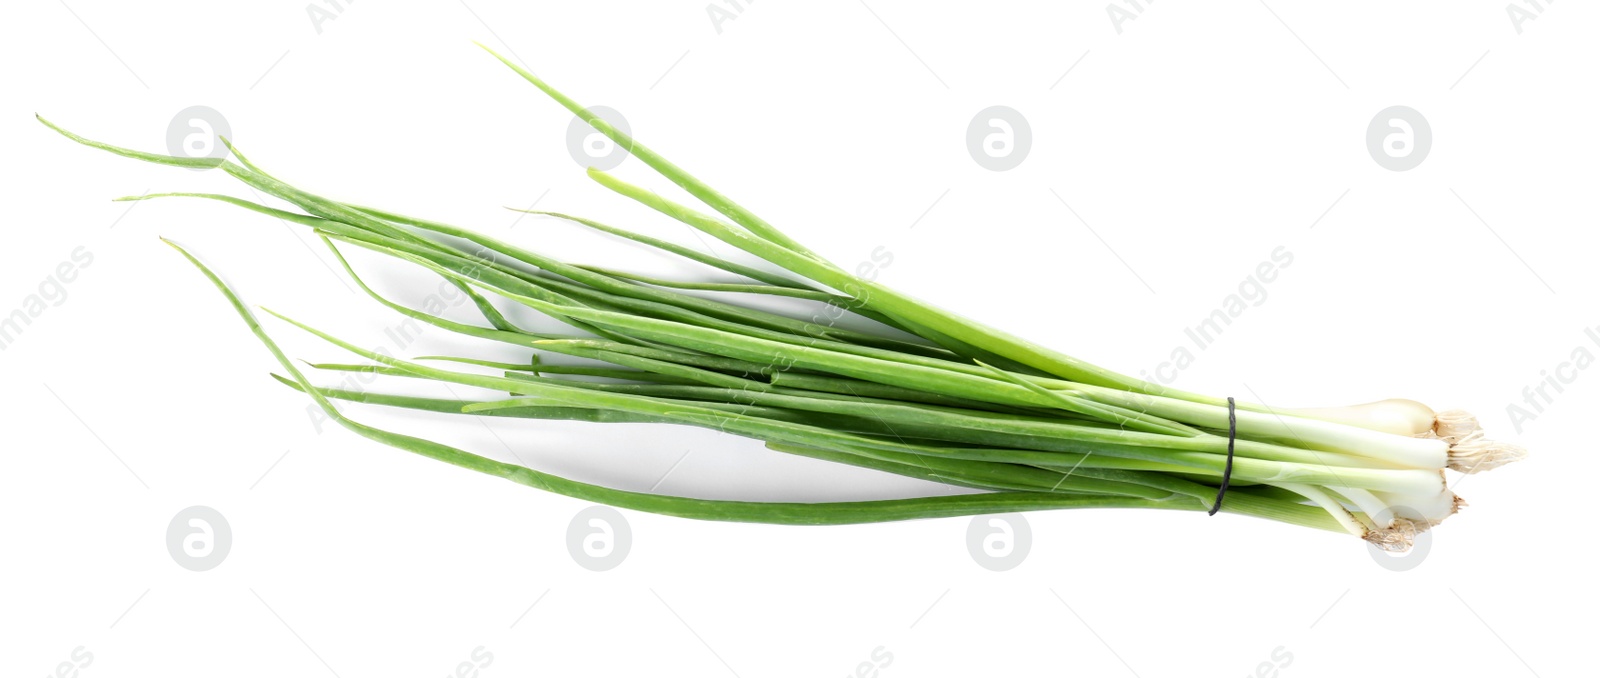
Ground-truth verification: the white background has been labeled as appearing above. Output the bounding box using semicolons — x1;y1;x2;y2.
1;2;1591;676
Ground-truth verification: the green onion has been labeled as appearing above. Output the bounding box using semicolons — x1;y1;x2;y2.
37;46;1527;550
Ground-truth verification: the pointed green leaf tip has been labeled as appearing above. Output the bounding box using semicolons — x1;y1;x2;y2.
38;114;224;170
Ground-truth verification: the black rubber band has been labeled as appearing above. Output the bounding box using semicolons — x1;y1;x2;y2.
1208;396;1237;516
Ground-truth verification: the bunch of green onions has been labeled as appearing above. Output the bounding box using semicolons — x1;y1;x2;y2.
41;46;1525;550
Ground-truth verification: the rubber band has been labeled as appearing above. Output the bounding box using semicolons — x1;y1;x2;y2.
1208;396;1237;516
